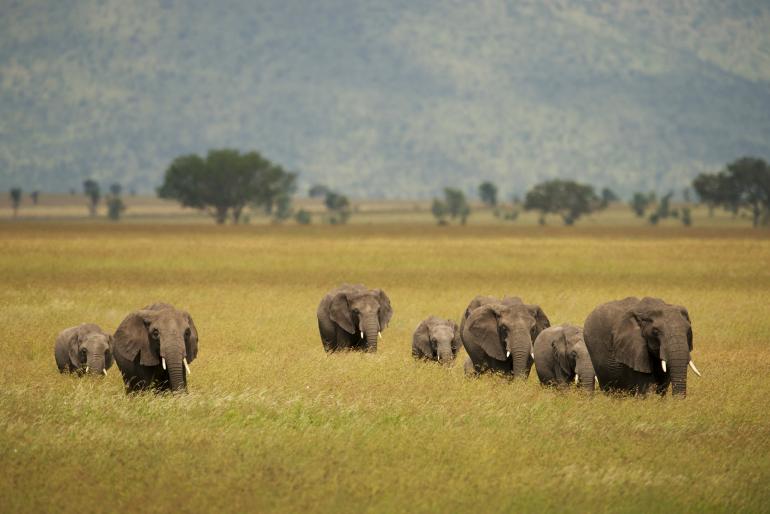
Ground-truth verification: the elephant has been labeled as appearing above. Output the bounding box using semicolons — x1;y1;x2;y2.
411;316;462;365
533;324;595;391
54;324;113;376
583;297;701;397
112;303;199;393
317;284;393;353
461;295;551;378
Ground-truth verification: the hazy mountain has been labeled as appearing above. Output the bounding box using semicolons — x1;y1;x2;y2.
1;0;769;198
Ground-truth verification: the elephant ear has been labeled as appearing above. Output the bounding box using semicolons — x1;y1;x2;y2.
376;289;393;329
551;330;572;378
526;304;551;336
450;319;463;354
612;311;651;374
678;306;694;351
329;292;355;334
464;305;506;361
113;310;160;367
66;327;84;368
411;320;432;359
104;334;115;370
184;311;199;363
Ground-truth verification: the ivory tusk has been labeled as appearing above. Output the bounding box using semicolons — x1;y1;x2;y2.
531;353;535;360
378;331;382;339
595;376;599;385
85;366;89;373
360;331;364;339
689;360;701;377
661;360;666;373
162;357;166;370
103;369;108;376
183;358;191;375
506;351;510;358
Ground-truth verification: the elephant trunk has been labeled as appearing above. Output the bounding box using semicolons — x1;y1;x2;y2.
162;340;187;392
508;329;532;379
437;340;454;366
363;316;380;353
86;353;106;376
576;354;595;392
666;335;689;397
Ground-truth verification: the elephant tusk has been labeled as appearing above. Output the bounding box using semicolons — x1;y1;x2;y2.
360;331;364;339
531;352;535;360
378;331;382;339
162;357;166;370
506;351;510;358
183;358;191;375
85;366;89;373
689;360;701;377
103;369;108;376
574;374;579;384
595;376;599;385
661;360;666;373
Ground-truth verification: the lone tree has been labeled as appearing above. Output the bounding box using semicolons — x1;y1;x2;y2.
106;182;126;221
431;198;448;225
158;149;296;224
599;187;619;209
444;188;470;224
629;192;654;218
524;179;599;225
478;181;498;207
324;190;351;224
83;179;100;217
10;188;22;217
693;157;770;227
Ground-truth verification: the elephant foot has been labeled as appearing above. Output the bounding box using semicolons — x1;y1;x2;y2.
463;357;478;377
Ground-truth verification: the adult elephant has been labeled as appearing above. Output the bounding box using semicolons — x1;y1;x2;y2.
411;316;462;365
317;284;393;353
461;295;550;378
583;297;701;397
533;324;595;391
113;303;199;393
54;324;113;376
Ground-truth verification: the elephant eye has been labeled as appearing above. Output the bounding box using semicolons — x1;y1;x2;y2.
185;328;191;338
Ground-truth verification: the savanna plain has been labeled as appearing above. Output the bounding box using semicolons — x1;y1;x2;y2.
1;219;769;513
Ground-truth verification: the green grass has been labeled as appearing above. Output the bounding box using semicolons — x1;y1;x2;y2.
1;222;769;513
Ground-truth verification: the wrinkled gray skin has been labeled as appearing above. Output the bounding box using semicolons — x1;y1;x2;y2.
461;295;551;378
533;324;595;391
113;303;199;393
54;324;113;376
412;316;462;365
584;297;694;397
317;284;393;353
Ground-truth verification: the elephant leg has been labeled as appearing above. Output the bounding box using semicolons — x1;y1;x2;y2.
463;357;478;377
335;328;351;351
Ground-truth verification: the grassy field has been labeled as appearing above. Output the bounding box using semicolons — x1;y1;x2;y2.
1;221;769;513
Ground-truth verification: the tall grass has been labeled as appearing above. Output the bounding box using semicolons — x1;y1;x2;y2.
1;222;769;513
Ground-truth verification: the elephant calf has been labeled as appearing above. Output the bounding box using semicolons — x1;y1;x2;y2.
113;303;199;393
317;284;393;353
54;324;113;376
533;324;595;391
412;316;462;365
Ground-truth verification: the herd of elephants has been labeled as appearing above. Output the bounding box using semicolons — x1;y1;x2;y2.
55;284;702;397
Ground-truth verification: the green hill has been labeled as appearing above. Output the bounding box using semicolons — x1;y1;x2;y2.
1;0;769;198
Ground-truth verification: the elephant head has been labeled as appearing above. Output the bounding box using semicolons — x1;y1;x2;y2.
412;316;462;365
329;286;392;353
534;324;595;391
114;303;198;392
613;297;698;396
63;325;113;376
463;297;550;378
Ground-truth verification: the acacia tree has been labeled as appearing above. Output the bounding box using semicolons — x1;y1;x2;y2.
629;192;654;218
158;149;296;224
599;187;619;209
444;188;470;224
431;198;448;225
83;179;100;217
324;190;351;224
10;188;22;218
478;181;498;207
524;179;599;225
692;157;770;227
106;182;126;221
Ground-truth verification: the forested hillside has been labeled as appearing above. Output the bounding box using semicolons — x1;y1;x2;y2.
1;0;769;198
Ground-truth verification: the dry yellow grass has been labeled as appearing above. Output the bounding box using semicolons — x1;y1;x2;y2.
1;221;769;513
